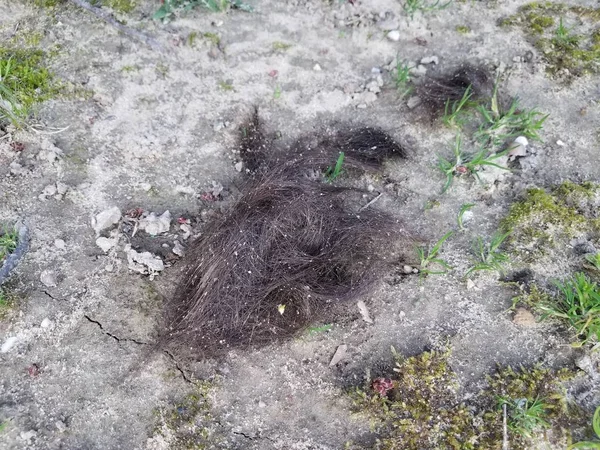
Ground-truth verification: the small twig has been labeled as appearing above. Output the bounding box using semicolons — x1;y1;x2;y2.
502;403;509;450
68;0;164;52
359;193;383;211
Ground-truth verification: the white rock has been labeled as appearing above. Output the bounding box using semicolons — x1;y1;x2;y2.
366;80;381;94
96;237;117;253
54;239;66;249
56;182;69;195
313;63;322;71
41;318;52;328
42;184;57;197
173;240;185;257
10;161;26;176
234;161;244;172
180;223;192;240
420;56;439;65
140;182;152;192
1;336;18;353
92;206;121;235
55;421;67;433
40;270;58;287
387;30;401;41
409;65;427;76
125;245;164;275
139;211;171;236
466;279;476;290
556;140;565;146
403;265;413;274
258;401;267;408
514;136;529;146
461;210;474;225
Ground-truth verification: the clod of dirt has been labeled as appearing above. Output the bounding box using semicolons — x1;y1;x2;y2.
92;206;122;235
138;211;171;236
512;307;537;327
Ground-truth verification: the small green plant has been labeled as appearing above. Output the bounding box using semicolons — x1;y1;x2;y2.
466;231;510;276
456;25;471;34
416;231;453;276
497;396;551;438
272;41;292;51
475;86;548;147
325;152;345;182
395;60;413;98
154;0;252;21
403;0;453;19
537;272;600;346
457;203;474;231
442;85;474;128
218;80;234;91
437;134;510;193
554;17;580;48
273;85;282;100
585;253;600;273
0;226;18;263
569;405;600;449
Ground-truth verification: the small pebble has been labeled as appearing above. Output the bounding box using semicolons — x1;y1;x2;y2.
402;265;413;274
234;161;244;172
258;401;267;408
420;55;439;65
40;270;58;288
41;318;51;328
466;279;476;290
1;336;18;353
386;30;401;41
313;63;322;71
54;239;66;249
556;140;565;146
55;421;67;433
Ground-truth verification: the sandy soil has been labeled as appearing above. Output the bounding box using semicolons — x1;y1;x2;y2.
1;0;600;448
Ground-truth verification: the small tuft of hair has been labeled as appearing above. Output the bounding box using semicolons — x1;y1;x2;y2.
418;64;494;113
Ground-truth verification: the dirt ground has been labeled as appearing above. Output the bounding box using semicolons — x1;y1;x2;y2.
1;0;600;448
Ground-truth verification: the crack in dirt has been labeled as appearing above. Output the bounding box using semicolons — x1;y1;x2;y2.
84;315;148;345
162;349;192;383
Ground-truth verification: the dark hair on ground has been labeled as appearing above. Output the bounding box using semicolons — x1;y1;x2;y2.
160;112;409;358
417;63;494;113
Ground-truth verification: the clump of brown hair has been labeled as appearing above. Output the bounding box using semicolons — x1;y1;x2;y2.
161;114;408;357
417;63;494;113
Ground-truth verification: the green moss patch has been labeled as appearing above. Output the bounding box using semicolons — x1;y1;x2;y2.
500;182;600;259
151;381;220;449
351;349;584;449
500;2;600;79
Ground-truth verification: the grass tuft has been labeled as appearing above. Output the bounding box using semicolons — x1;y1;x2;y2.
403;0;453;20
416;231;453;276
466;231;510;277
